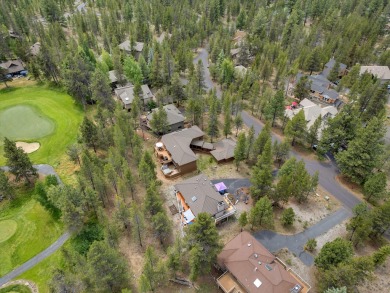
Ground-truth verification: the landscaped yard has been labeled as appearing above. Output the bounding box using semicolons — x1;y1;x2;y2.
0;188;63;278
0;85;83;166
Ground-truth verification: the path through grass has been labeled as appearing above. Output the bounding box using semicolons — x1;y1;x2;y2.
0;188;63;277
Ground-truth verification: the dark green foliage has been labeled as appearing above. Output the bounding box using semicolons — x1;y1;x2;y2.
284;110;306;146
34;180;61;220
80;118;99;153
293;76;310;101
184;213;221;281
87;241;129;292
249;196;273;229
0;169;14;200
3;137;37;183
71;222;104;255
363;172;388;202
315;238;353;270
281;208;295;226
234;132;246;170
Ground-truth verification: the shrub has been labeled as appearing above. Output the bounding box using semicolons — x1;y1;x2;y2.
305;238;317;252
281;208;295;226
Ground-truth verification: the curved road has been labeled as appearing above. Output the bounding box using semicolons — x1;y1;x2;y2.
0;164;69;287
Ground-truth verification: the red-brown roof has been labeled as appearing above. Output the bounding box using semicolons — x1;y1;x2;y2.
218;231;301;293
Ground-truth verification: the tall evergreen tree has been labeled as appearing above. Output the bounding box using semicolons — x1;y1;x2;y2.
3;138;37;183
80;117;99;153
284;110;306;146
234;132;246;171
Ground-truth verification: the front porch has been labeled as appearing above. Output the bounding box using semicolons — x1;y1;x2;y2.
217;271;245;293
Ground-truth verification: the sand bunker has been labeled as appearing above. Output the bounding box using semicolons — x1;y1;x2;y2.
16;142;40;153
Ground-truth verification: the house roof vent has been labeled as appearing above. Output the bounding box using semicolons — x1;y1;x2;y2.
265;264;273;271
247;243;251;247
192;196;197;202
254;254;258;258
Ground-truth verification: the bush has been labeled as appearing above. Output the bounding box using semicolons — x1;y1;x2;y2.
281;208;295;226
71;222;104;255
305;238;317;252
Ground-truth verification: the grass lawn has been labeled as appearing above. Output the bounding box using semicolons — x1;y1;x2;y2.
18;249;62;293
0;85;83;166
0;188;63;277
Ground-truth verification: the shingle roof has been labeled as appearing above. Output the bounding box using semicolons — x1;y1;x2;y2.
147;104;185;126
322;58;347;77
217;231;302;293
114;84;155;105
0;59;25;74
161;126;204;166
210;139;236;161
360;66;390;80
174;173;224;217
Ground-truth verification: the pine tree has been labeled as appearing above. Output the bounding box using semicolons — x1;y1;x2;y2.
250;122;271;163
249;196;273;229
284;110;306;146
91;67;114;112
152;211;172;245
0;169;14;200
264;90;285;127
144;181;163;216
328;60;341;83
3;138;37;183
336;117;386;184
80;117;99;153
293;76;310;101
87;241;129;292
234;115;243;137
234;133;246;171
250;139;273;201
363;172;388;202
124;56;143;84
139;246;167;292
246;126;255;160
346;203;372;247
238;211;248;231
207;96;219;142
130;202;144;247
307;116;322;146
223;112;232;138
184;213;221;281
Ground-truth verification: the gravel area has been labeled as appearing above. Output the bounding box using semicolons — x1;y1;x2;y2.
315;220;348;251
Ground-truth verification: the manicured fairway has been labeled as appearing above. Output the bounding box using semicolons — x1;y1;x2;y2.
0;86;83;165
0;189;63;277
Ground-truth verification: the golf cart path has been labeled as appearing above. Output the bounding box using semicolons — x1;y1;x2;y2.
0;164;69;287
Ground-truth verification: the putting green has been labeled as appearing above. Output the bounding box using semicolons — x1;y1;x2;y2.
0;219;17;243
0;86;83;165
0;105;55;140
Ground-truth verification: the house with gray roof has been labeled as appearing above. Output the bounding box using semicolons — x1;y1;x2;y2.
285;98;338;138
114;84;155;111
321;58;347;79
360;65;390;84
0;59;25;76
118;40;144;59
295;73;341;106
174;173;236;224
146;104;185;133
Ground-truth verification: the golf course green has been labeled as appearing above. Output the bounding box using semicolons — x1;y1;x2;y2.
0;86;83;165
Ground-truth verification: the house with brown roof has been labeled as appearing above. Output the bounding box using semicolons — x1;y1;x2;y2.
155;126;209;177
0;59;25;76
211;138;236;162
217;231;310;293
174;173;236;225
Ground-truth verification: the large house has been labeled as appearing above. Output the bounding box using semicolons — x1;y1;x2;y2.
295;73;341;107
174;173;236;225
360;65;390;84
145;104;185;133
118;40;144;59
114;84;155;111
285;98;337;138
217;231;310;293
0;59;26;76
155;126;213;177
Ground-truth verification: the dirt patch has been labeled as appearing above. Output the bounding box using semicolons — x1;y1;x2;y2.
0;279;38;292
335;175;365;201
275;248;316;292
315;220;348;252
358;257;390;293
274;186;340;234
15;141;40;153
